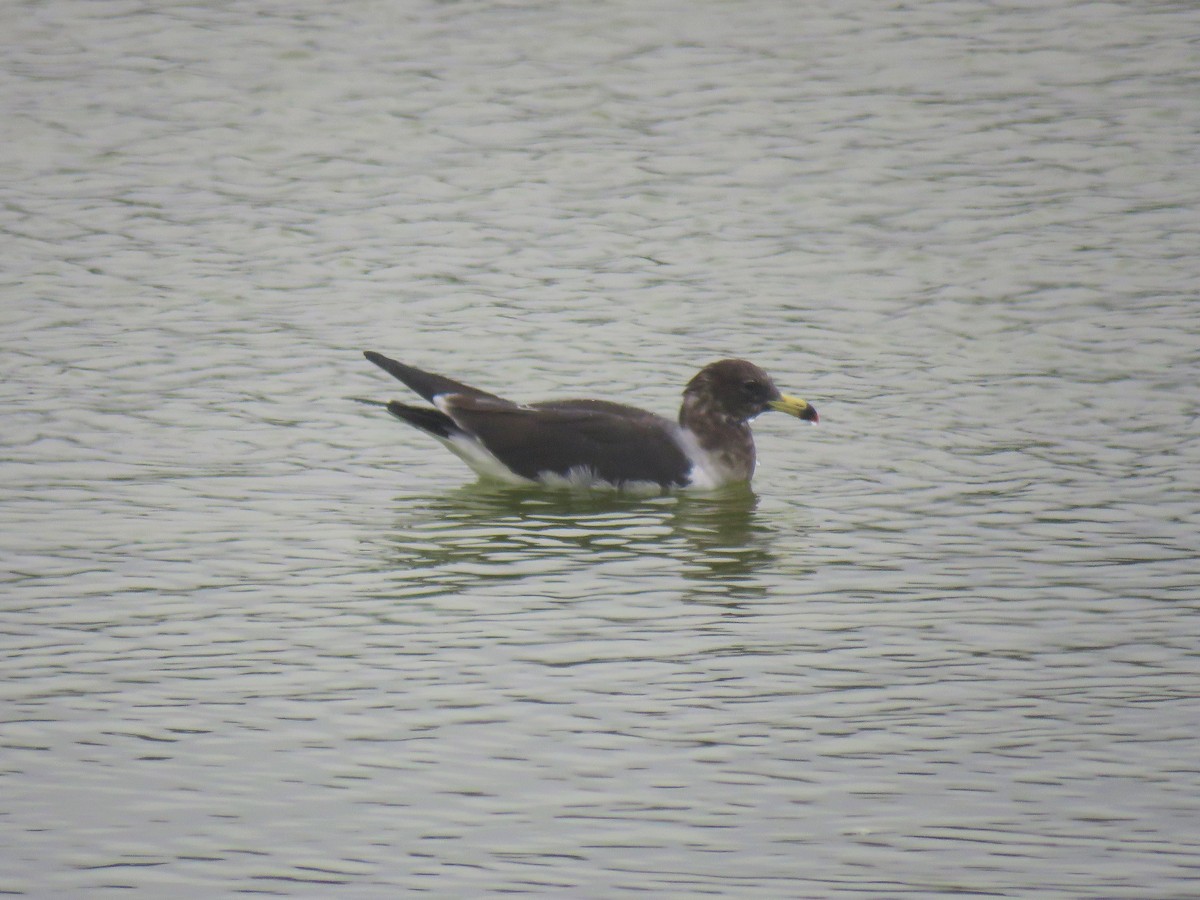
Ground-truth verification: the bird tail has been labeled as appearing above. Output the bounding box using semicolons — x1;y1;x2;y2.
385;401;458;439
353;395;459;440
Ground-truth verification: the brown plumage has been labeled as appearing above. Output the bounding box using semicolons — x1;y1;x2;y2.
362;351;817;491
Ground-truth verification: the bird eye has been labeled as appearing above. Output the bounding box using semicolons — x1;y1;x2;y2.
742;379;761;394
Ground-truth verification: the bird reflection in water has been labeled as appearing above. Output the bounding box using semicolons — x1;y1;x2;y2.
373;482;797;608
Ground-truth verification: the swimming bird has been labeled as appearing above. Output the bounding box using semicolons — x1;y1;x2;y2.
361;351;817;491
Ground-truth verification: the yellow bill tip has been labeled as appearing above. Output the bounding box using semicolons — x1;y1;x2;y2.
768;394;818;423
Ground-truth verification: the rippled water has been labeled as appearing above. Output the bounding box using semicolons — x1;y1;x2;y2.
3;0;1199;896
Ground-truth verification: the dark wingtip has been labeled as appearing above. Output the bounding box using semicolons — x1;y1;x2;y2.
364;350;407;381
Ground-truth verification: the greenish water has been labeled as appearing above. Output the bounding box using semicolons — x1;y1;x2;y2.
3;0;1198;896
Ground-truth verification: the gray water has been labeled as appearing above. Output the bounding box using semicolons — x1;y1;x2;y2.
3;0;1199;896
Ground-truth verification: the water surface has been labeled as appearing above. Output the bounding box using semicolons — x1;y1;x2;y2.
3;0;1198;896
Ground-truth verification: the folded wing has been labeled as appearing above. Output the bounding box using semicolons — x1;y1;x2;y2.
443;396;691;487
